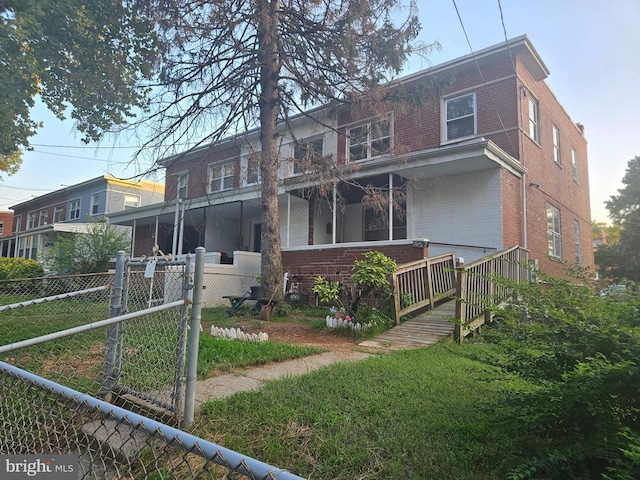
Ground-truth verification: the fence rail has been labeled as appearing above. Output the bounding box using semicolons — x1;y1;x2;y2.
392;253;457;323
455;245;529;342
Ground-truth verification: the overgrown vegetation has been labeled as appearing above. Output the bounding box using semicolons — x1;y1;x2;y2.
0;257;43;280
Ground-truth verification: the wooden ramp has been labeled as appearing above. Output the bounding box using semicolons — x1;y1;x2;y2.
359;301;456;351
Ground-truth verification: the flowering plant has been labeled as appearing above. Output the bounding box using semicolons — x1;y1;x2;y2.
329;306;354;323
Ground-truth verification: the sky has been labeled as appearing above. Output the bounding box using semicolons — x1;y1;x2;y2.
1;0;639;224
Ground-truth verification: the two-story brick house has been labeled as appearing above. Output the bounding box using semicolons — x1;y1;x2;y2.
109;35;593;283
1;175;164;267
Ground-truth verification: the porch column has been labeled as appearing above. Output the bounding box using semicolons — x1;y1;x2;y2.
332;183;337;244
13;235;19;257
178;201;185;257
388;173;394;240
286;192;291;247
131;219;137;257
172;199;180;258
154;216;159;249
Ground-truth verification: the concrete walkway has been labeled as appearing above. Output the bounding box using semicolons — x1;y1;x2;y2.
194;349;372;406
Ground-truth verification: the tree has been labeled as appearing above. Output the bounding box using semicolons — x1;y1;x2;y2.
599;156;640;282
3;0;434;297
44;220;131;274
0;0;156;173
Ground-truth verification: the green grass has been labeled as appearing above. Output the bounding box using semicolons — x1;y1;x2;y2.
194;342;535;479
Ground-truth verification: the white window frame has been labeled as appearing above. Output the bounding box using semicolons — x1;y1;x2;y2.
14;214;22;233
347;115;392;162
246;155;261;186
552;125;561;165
293;137;324;174
124;194;140;210
528;97;540;143
444;92;477;142
572;148;579;183
0;222;3;235
27;211;38;229
177;171;188;199
91;193;100;215
39;210;48;226
53;205;64;223
69;199;81;220
208;162;234;192
546;204;562;258
574;220;582;265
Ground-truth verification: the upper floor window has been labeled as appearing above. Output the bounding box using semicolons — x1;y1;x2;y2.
552;125;561;164
177;172;188;199
293;137;323;174
0;222;3;235
124;194;140;210
14;214;22;233
571;148;579;183
39;210;47;226
91;193;101;215
574;220;582;265
546;204;562;258
347;116;392;161
53;205;64;223
528;97;540;143
209;163;234;192
69;199;81;220
445;92;476;141
246;155;261;186
27;212;38;229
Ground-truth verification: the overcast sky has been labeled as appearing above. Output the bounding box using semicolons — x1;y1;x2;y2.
1;0;638;224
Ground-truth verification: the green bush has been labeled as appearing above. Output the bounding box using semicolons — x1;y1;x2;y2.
0;257;44;280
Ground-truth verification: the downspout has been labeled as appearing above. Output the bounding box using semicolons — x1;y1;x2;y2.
519;82;528;249
332;183;337;244
388;173;394;240
287;192;291;247
131;219;137;257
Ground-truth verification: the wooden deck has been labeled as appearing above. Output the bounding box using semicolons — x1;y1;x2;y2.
359;301;456;351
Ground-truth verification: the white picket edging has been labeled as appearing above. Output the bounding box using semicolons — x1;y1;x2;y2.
210;326;269;342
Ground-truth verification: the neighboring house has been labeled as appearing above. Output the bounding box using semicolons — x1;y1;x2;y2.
0;211;14;257
1;175;164;267
108;35;593;285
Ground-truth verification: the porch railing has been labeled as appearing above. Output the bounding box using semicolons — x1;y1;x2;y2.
392;253;457;323
454;245;529;342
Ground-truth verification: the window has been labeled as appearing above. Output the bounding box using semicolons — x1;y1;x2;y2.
546;204;562;258
69;199;81;220
293;137;323;174
91;193;100;215
39;210;47;226
0;222;3;235
364;202;407;241
209;163;234;192
574;220;582;265
445;93;476;141
528;97;540;143
124;195;140;210
572;148;579;182
53;205;64;223
27;212;38;229
177;172;188;199
246;155;261;185
347;116;392;161
552;125;561;164
14;214;22;232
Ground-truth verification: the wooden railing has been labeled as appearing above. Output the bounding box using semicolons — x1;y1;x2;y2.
455;245;529;342
392;253;457;324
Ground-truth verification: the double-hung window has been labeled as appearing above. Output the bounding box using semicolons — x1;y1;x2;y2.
574;220;582;264
124;195;140;210
572;148;579;183
91;193;100;215
246;155;261;185
293;137;323;174
0;222;3;235
552;125;561;164
177;172;188;199
39;210;48;226
14;214;22;233
53;205;64;223
445;93;476;141
546;204;562;258
27;212;38;229
209;163;234;192
347;116;392;161
528;97;540;143
69;199;81;220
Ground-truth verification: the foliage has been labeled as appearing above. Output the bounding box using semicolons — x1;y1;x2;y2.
312;277;344;308
350;250;397;313
0;257;43;280
592;220;620;244
44;220;130;274
467;270;640;479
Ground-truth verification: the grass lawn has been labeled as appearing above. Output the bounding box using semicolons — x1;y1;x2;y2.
194;342;535;480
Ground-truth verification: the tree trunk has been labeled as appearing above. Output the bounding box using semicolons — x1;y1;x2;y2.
257;0;283;300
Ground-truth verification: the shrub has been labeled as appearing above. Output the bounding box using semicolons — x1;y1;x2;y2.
0;257;44;280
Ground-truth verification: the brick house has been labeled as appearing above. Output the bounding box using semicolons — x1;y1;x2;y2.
109;35;593;290
1;175;164;269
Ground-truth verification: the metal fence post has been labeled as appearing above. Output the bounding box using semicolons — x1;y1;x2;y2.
183;247;205;427
101;250;127;400
173;253;192;415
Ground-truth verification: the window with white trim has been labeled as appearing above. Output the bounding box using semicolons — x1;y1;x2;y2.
347;116;392;161
124;194;140;210
53;205;64;223
246;155;261;185
552;125;561;164
91;193;100;215
528;97;540;143
14;214;22;232
177;172;188;199
546;204;562;258
293;137;323;174
572;148;578;183
209;163;234;192
27;212;38;229
574;220;582;265
445;92;476;141
0;222;3;235
39;210;47;226
69;199;81;220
